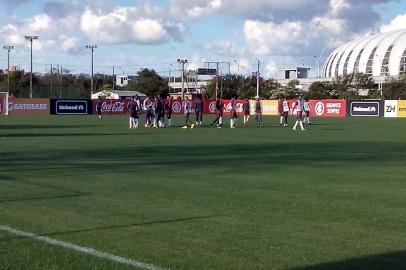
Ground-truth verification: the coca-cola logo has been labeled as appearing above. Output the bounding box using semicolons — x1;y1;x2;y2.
209;102;216;113
101;101;125;112
225;102;243;113
172;101;182;113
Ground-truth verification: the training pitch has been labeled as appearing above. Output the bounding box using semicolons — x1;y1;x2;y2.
1;115;406;270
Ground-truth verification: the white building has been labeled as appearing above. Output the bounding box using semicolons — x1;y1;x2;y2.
323;29;406;80
91;90;146;100
116;75;129;87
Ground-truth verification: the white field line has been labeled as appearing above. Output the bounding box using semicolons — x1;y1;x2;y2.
0;225;170;270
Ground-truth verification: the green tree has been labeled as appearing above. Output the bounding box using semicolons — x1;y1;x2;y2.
383;75;406;100
308;81;333;99
126;69;169;97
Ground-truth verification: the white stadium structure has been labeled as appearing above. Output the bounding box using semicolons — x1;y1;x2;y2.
322;29;406;79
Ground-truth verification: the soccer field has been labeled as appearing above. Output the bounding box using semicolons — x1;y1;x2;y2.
1;115;406;270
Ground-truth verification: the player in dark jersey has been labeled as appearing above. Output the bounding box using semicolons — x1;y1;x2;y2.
129;95;141;128
255;97;263;128
155;95;165;128
165;96;173;127
143;96;154;128
243;98;250;125
210;97;224;128
230;95;238;128
194;94;204;126
96;96;103;120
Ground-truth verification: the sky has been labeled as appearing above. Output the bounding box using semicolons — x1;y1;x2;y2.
0;0;406;78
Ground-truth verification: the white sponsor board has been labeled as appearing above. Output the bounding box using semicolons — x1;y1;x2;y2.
384;100;398;118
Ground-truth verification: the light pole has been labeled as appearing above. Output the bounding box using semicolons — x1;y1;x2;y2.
313;55;319;78
25;35;39;98
177;59;187;99
86;45;97;95
3;45;14;94
256;60;260;98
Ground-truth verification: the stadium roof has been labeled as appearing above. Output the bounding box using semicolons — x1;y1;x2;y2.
322;29;406;78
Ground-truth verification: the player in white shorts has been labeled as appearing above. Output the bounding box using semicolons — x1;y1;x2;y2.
303;98;311;125
293;97;305;131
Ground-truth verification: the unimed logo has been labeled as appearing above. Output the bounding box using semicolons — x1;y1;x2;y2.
56;100;88;115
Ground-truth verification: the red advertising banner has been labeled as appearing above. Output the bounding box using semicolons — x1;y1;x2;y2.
204;100;217;114
93;99;131;114
170;100;184;114
309;100;346;117
170;99;218;115
92;99;346;117
287;99;346;118
223;100;245;116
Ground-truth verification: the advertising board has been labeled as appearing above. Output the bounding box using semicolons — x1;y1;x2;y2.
384;100;398;117
310;100;346;118
397;100;406;118
8;98;50;115
348;101;383;117
50;99;92;115
92;99;130;115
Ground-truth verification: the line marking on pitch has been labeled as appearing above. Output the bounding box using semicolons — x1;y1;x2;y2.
0;225;169;270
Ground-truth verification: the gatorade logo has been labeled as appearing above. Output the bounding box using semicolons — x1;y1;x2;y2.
315;101;325;116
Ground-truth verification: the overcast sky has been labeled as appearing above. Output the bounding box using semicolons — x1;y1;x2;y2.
0;0;406;77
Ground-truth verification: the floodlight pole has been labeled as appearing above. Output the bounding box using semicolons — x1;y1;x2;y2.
112;66;115;91
3;45;14;95
177;59;188;99
86;45;97;95
204;61;231;98
25;35;39;98
256;60;260;98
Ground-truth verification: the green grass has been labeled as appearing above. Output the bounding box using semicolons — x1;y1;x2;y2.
1;115;406;270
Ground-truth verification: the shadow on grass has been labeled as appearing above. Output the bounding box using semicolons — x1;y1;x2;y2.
288;251;406;270
0;177;90;203
0;124;98;130
0;132;133;138
43;215;220;237
1;141;406;174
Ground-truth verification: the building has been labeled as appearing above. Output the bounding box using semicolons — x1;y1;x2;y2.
91;90;146;100
276;67;316;91
116;75;129;87
322;29;406;80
